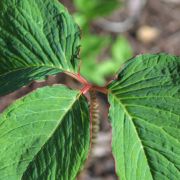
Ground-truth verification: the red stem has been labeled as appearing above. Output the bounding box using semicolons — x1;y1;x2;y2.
64;71;108;94
91;86;108;94
64;71;88;84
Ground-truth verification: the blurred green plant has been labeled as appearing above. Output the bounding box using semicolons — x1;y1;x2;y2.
74;0;121;21
73;0;133;86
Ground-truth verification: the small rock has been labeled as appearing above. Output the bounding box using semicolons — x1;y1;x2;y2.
137;25;160;44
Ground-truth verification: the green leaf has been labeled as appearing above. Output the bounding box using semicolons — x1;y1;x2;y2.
80;35;133;86
0;0;81;96
0;85;90;179
111;36;133;65
74;0;121;19
95;36;133;78
80;33;111;58
108;54;180;179
80;34;111;86
73;12;88;30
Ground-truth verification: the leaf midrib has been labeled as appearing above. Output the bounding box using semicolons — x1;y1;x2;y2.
0;65;62;78
22;91;82;178
110;92;153;180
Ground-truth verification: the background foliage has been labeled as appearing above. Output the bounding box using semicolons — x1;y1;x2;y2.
73;0;133;85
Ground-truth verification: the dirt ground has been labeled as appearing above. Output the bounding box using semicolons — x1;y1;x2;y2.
0;0;179;179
